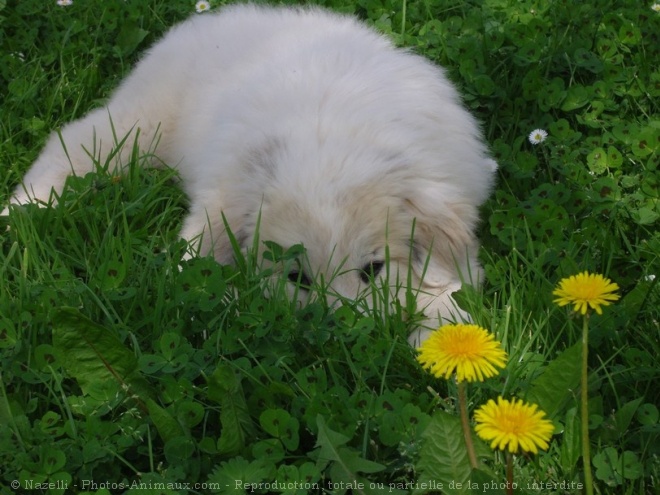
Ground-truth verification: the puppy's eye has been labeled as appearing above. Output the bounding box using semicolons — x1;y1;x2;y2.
287;270;312;288
360;261;384;283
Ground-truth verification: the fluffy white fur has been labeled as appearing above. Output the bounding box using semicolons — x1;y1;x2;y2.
4;4;496;344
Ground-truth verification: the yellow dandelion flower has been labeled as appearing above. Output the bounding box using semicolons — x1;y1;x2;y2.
416;324;507;382
474;397;554;454
552;271;620;315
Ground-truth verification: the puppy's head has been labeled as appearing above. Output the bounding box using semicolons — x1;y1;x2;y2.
200;135;494;337
248;165;485;329
255;181;414;306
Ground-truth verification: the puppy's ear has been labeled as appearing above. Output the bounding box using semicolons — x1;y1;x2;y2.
405;188;482;289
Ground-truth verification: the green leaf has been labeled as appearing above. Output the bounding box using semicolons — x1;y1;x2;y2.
176;258;227;311
561;85;590;111
560;408;581;474
41;446;66;474
618;22;641;45
611;123;638;144
38;411;64;436
414;410;472;495
515;44;542;65
548;118;575;140
314;415;385;493
593;447;643;485
159;332;181;360
378;403;430;447
116;22;150;56
591;177;620;202
82;438;107;463
51;307;152;401
275;462;322;495
252;438;285;463
33;343;61;370
525;343;582;419
587;146;623;173
208;364;253;455
587;147;607;174
606;146;623;168
632;128;660;157
469;468;506;494
620;451;643;480
208;457;273;495
164;436;196;466
94;258;127;290
139;353;168;374
145;398;185;442
631;206;659;226
636;403;659;426
18;472;47;490
473;74;495;96
613;397;644;436
47;471;72;495
333;305;356;328
217;405;250;455
0;316;17;349
176;399;205;428
593;447;620;486
573;48;603;73
260;409;300;451
512;151;538;178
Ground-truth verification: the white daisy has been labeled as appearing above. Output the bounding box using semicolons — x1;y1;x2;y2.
57;0;73;6
652;4;660;12
195;1;210;13
528;129;548;145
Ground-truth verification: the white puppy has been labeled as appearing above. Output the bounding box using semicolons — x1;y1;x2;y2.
4;4;496;344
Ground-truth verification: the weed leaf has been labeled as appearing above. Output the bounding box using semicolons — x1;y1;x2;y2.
116;22;149;56
0;316;17;348
314;415;385;494
207;457;273;494
414;410;472;494
560;407;581;475
145;398;184;443
615;398;644;433
525;342;582;419
51;307;152;401
208;363;254;455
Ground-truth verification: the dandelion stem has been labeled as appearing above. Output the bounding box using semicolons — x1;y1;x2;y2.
581;314;594;495
506;451;514;495
457;380;478;469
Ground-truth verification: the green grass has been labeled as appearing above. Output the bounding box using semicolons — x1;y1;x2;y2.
1;0;658;494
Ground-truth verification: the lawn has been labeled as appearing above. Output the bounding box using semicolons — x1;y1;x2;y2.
0;0;658;494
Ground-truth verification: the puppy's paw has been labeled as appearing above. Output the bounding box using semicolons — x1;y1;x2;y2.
2;188;51;215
